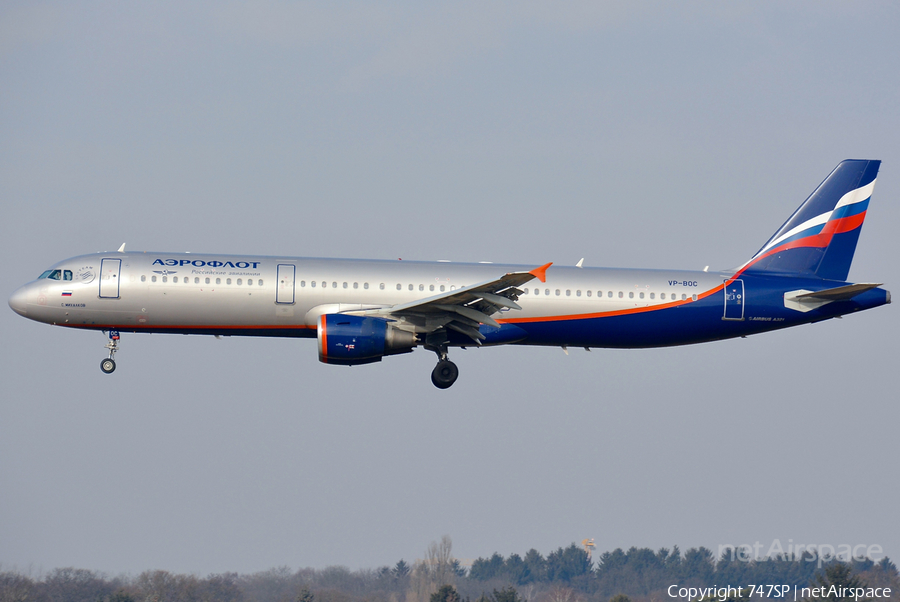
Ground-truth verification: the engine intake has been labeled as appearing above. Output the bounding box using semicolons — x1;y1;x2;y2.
317;314;416;365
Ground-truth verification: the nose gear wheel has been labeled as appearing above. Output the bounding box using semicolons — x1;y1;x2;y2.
101;330;120;374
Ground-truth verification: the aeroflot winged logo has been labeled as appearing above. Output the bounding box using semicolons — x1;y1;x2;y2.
152;259;262;269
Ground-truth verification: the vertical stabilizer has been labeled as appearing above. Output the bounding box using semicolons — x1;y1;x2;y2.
741;159;879;281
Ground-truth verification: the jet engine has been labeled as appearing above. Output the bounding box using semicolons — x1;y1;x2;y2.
317;314;417;365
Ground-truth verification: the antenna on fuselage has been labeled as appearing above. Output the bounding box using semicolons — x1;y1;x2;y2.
576;258;584;268
117;243;126;253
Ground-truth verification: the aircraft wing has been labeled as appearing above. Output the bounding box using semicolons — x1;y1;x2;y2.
368;262;551;343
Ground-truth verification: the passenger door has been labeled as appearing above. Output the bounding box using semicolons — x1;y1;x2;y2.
723;279;744;320
99;258;122;299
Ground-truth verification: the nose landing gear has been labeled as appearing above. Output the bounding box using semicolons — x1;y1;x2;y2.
100;330;120;374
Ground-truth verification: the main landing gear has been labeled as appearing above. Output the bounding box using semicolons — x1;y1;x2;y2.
431;359;459;389
100;330;120;374
428;340;459;389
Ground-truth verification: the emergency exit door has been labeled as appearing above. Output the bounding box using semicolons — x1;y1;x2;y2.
276;264;296;304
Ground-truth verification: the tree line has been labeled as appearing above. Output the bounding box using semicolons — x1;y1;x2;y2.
1;538;897;602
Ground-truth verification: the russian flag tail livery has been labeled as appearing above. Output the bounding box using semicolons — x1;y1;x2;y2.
742;159;880;281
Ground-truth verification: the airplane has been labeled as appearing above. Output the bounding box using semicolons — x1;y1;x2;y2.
8;159;890;389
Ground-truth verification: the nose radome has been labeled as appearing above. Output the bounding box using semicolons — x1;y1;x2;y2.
8;286;28;316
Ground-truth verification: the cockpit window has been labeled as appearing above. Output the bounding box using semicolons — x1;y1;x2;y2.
38;269;73;280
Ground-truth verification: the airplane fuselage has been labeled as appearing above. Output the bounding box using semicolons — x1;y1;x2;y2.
9;252;889;350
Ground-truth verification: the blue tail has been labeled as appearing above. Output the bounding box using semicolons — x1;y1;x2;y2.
740;159;880;281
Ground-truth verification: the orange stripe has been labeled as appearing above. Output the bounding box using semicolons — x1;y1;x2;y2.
65;323;316;330
319;314;327;362
500;284;725;324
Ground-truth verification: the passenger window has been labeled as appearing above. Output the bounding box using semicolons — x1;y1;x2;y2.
682;294;687;300
226;278;232;285
248;279;253;286
151;275;157;283
206;278;211;284
639;292;644;299
353;282;358;289
396;284;402;291
650;292;655;299
216;278;221;285
311;281;317;287
692;294;698;301
364;283;369;289
379;283;384;290
430;284;434;291
629;292;634;299
565;290;571;297
545;289;549;295
618;291;623;298
608;291;613;298
162;276;168;283
440;285;445;292
173;277;179;283
195;277;200;284
576;290;581;297
409;284;414;291
64;270;73;281
237;279;242;285
660;293;665;300
259;280;263;286
555;290;560;296
332;282;337;288
419;284;424;291
343;282;348;289
141;275;146;282
586;290;591;297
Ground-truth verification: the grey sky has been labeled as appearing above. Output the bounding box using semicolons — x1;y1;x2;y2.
1;2;898;576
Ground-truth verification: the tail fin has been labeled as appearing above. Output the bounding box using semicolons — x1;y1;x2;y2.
740;159;880;281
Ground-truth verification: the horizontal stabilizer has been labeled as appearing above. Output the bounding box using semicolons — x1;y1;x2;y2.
794;283;882;301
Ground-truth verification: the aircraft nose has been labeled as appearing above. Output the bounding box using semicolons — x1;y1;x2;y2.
8;285;29;316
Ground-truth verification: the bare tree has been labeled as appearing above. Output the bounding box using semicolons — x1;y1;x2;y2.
407;536;457;602
0;571;39;602
424;536;455;588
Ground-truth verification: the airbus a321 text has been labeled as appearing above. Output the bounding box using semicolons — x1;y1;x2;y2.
9;160;890;388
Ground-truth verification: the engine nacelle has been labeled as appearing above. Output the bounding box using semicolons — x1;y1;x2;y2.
317;314;417;365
